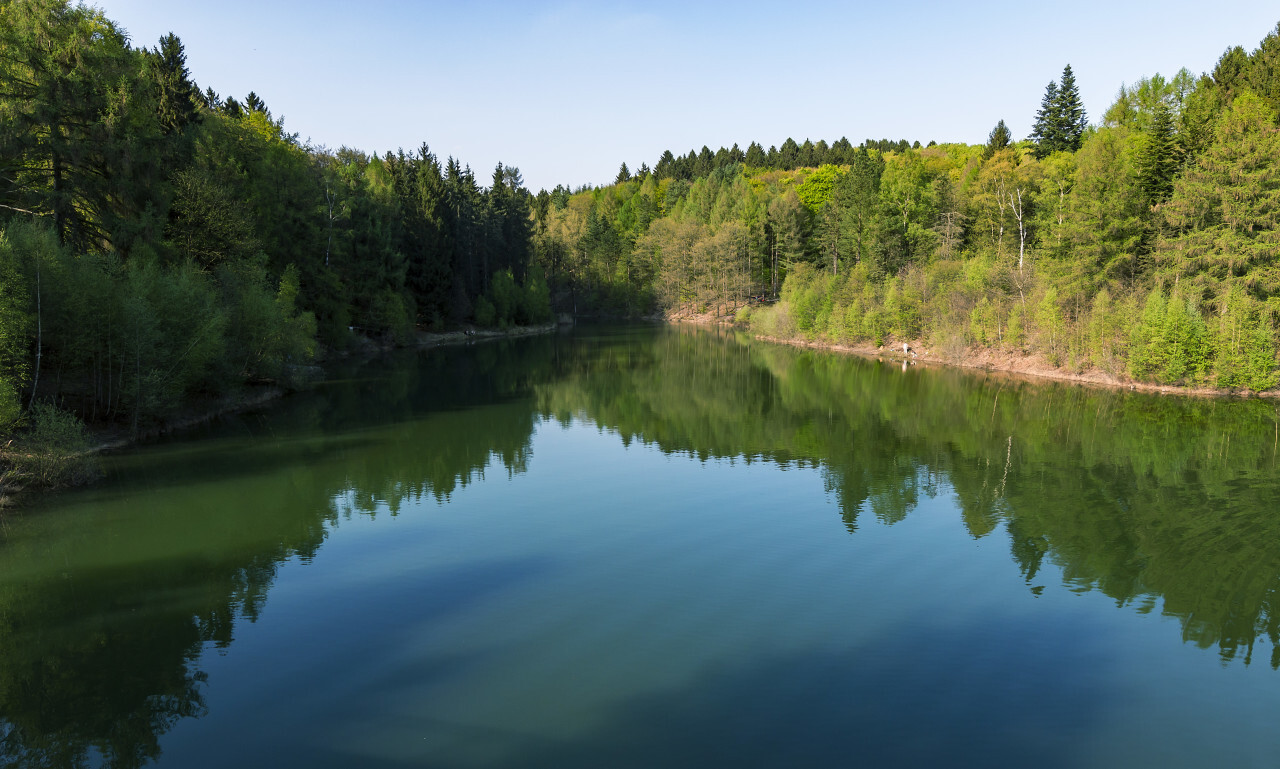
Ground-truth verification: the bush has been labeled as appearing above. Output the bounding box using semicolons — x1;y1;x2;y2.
6;403;97;488
474;296;497;327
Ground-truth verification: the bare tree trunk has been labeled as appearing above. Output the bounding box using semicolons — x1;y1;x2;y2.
1009;188;1027;274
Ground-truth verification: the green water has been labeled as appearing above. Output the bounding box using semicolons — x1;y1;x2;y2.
3;324;1280;768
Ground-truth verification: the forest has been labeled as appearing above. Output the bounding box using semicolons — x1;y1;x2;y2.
1;0;1279;470
0;0;550;450
541;33;1280;394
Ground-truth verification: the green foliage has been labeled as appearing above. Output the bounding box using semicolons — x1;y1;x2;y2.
1211;287;1280;390
0;1;550;435
1031;64;1088;156
1035;287;1065;364
7;402;96;487
984;120;1012;159
0;227;33;430
795;165;842;213
1156;92;1280;298
474;295;497;327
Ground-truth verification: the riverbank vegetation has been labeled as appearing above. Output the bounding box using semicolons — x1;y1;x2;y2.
536;27;1280;393
2;1;1279;485
0;0;551;464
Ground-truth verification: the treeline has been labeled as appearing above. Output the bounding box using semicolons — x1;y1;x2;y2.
601;136;925;185
0;0;549;437
542;25;1280;391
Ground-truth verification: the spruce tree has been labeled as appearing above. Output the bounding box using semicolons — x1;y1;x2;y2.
1030;81;1060;157
1057;64;1087;151
655;150;676;179
983;120;1012;159
615;162;631;184
1031;65;1088;156
1136;98;1179;205
149;33;200;135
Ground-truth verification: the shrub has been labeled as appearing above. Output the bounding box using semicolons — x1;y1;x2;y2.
6;403;97;488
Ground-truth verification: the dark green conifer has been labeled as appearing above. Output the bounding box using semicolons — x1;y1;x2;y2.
1057;64;1087;151
983;119;1011;159
1030;80;1059;157
1136;98;1179;205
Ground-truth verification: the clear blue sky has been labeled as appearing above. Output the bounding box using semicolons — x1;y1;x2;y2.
92;0;1279;192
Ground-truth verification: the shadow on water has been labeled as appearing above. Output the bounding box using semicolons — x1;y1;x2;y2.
2;324;1280;766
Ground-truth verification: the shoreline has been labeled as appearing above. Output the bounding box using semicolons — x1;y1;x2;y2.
669;313;1277;399
91;323;559;453
0;323;559;504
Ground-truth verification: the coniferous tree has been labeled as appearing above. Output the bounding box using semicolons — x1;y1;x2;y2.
1030;81;1060;157
244;90;268;116
615;162;631;184
148;33;200;135
983;120;1012;159
1136;98;1180;205
1057;64;1088;151
1032;65;1088;156
778;138;800;170
654;150;677;179
693;146;714;177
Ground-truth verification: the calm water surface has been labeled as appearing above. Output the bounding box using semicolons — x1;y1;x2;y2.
3;324;1280;768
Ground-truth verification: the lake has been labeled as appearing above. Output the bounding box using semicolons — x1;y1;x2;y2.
3;323;1280;768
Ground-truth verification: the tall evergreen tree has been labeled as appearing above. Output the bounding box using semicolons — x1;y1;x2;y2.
148;33;200;135
615;162;631;184
1030;81;1060;157
654;150;677;179
1136;98;1180;206
1032;65;1088;156
1058;64;1087;150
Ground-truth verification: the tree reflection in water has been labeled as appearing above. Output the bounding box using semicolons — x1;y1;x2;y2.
2;325;1278;766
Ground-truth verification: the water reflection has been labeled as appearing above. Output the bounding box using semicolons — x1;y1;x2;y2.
0;337;559;768
1;325;1279;766
540;327;1280;667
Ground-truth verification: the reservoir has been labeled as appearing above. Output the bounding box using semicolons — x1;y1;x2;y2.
3;324;1280;768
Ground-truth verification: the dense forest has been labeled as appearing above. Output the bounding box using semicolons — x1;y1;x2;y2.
539;28;1280;392
2;0;1279;462
0;0;550;444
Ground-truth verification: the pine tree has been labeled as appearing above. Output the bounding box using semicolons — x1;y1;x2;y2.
778;138;800;170
1031;65;1088;156
615;162;631;184
149;33;200;135
1057;64;1087;151
1030;81;1059;157
983;120;1012;159
1136;98;1180;205
693;146;714;177
654;150;676;179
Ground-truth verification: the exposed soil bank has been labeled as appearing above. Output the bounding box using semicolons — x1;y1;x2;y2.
669;312;1278;400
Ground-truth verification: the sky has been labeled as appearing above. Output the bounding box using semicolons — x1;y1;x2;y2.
90;0;1279;192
